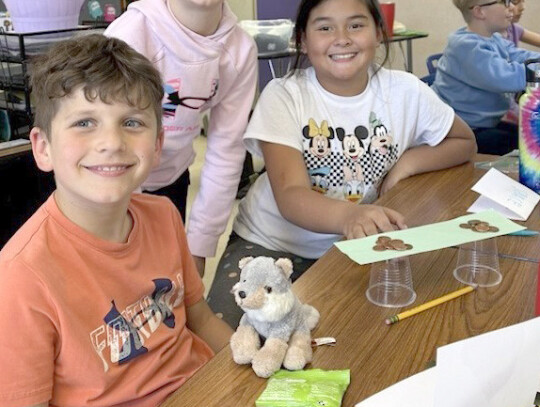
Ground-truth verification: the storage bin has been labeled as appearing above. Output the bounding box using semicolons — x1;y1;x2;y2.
3;0;85;33
239;19;293;55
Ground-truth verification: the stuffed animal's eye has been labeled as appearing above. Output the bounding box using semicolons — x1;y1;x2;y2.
265;286;272;294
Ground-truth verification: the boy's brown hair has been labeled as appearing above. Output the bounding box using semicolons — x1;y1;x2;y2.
30;33;164;137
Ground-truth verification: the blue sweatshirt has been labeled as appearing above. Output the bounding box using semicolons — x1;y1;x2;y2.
432;28;540;128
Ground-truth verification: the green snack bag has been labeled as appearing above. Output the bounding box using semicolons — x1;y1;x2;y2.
256;369;351;407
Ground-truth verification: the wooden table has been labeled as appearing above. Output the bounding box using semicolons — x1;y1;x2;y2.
376;157;539;261
163;159;539;407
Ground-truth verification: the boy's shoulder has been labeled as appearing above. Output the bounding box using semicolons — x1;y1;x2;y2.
129;193;180;223
448;27;480;45
447;27;502;51
130;192;174;209
0;194;179;266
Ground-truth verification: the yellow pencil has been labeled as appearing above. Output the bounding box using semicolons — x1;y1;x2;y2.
385;285;477;325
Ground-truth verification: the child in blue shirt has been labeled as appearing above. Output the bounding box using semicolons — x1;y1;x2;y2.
432;0;540;155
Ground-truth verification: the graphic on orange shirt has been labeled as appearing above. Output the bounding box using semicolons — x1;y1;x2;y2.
90;274;184;372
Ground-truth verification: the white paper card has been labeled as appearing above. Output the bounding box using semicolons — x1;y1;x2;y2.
354;317;540;407
435;316;540;407
468;168;540;221
354;368;435;407
468;195;523;220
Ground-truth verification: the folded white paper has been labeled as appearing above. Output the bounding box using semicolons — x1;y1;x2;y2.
435;316;540;407
468;168;540;221
354;368;435;407
355;317;540;407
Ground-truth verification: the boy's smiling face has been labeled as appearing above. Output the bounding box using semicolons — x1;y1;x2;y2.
31;88;163;213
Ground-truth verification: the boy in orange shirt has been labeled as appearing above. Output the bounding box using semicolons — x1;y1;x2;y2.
0;34;232;407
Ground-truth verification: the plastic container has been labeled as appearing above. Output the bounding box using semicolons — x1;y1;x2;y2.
239;19;293;55
366;256;416;308
518;59;540;193
3;0;85;33
453;239;501;287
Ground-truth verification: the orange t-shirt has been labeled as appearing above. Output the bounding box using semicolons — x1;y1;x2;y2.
0;193;213;407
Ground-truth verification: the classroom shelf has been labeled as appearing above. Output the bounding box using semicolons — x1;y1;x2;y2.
0;26;100;140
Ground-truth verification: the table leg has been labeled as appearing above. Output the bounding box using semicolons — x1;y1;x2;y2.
268;60;276;79
406;39;413;73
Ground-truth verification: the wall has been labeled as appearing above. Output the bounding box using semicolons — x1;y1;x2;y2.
228;0;255;21
256;0;298;19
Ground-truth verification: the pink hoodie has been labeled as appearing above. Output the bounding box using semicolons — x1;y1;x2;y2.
105;0;257;258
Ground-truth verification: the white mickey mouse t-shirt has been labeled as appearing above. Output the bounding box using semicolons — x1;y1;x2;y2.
234;66;454;259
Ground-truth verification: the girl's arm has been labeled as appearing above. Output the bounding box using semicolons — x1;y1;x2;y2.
262;141;406;239
521;29;540;48
380;115;476;194
186;298;233;353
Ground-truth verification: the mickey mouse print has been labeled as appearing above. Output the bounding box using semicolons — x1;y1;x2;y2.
302;113;399;204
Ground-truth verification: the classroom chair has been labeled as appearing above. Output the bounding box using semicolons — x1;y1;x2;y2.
426;53;443;75
420;53;442;86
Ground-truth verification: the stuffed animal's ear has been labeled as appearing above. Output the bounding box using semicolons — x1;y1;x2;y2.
238;256;254;269
275;258;293;279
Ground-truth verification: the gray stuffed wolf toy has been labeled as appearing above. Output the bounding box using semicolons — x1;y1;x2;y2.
230;256;320;378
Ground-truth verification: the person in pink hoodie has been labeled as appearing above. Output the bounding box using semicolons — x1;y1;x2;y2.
105;0;258;276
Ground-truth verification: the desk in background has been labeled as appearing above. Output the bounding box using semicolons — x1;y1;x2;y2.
0;139;31;160
389;32;429;73
162;157;539;407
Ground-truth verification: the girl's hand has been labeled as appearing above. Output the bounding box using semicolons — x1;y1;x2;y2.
342;204;406;240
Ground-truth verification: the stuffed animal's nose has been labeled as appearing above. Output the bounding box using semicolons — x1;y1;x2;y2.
238;291;246;299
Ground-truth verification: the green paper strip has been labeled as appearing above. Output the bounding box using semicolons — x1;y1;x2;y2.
334;210;525;265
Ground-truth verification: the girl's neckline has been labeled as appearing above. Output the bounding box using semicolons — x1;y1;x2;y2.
308;66;375;102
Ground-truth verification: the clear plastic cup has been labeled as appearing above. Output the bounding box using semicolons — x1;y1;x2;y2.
453;239;501;287
366;256;416;308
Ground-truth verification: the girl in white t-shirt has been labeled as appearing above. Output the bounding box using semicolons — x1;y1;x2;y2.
208;0;476;327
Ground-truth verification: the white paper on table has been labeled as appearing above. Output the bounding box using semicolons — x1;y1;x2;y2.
468;195;523;220
468;168;540;221
354;368;435;407
435;316;540;407
354;317;540;407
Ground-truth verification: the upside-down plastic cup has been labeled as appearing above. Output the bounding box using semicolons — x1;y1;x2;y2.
379;2;395;37
453;239;502;287
366;256;416;308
